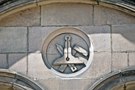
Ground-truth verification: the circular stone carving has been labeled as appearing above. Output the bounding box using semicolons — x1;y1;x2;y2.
42;28;94;77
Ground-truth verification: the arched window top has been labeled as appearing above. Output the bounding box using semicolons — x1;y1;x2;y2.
0;69;43;90
89;67;135;90
0;0;135;20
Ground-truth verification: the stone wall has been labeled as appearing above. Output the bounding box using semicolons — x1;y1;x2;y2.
0;3;135;90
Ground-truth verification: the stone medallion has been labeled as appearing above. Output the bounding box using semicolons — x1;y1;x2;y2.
42;28;94;77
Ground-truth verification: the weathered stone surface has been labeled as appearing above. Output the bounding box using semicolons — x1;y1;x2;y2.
0;27;27;52
0;54;7;69
8;54;27;74
29;27;60;52
41;3;93;26
28;53;56;79
80;52;111;78
129;53;135;66
94;5;135;25
112;25;135;51
126;81;135;90
109;83;124;90
77;26;111;52
38;79;96;90
38;0;98;5
0;77;13;83
0;7;40;26
112;53;127;71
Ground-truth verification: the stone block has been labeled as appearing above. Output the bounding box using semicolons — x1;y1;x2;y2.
38;0;97;5
77;26;111;52
112;25;135;51
0;54;7;69
94;5;135;25
112;53;127;71
0;27;27;52
0;7;40;26
0;77;13;83
79;52;111;78
37;79;60;90
41;3;93;26
126;81;135;90
59;79;95;90
8;54;27;74
38;78;96;90
28;53;56;79
109;83;124;90
29;27;60;52
129;53;135;67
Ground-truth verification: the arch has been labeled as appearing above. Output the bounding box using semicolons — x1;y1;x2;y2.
0;0;135;20
89;67;135;90
0;69;43;90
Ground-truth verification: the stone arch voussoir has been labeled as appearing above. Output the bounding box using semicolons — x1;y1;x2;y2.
0;69;43;90
89;67;135;90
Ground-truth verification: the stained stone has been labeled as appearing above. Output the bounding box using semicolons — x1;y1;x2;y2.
41;3;93;25
94;5;135;25
0;7;40;26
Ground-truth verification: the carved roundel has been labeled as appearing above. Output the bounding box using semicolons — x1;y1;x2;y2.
42;28;94;77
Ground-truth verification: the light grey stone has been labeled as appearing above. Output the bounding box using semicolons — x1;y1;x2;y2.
129;53;135;67
38;79;96;90
37;79;60;90
0;7;40;26
58;79;96;90
78;52;111;79
0;54;7;69
112;24;135;51
29;27;60;52
77;26;111;52
41;3;93;25
0;27;27;52
28;53;56;79
94;5;135;25
112;53;127;71
8;54;27;74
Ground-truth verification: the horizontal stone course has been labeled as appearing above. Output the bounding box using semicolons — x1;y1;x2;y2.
0;27;27;52
112;24;135;51
29;26;111;52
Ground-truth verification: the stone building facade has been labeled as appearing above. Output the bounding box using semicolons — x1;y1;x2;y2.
0;0;135;90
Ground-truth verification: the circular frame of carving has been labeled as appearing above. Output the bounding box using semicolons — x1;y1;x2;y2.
42;27;94;77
